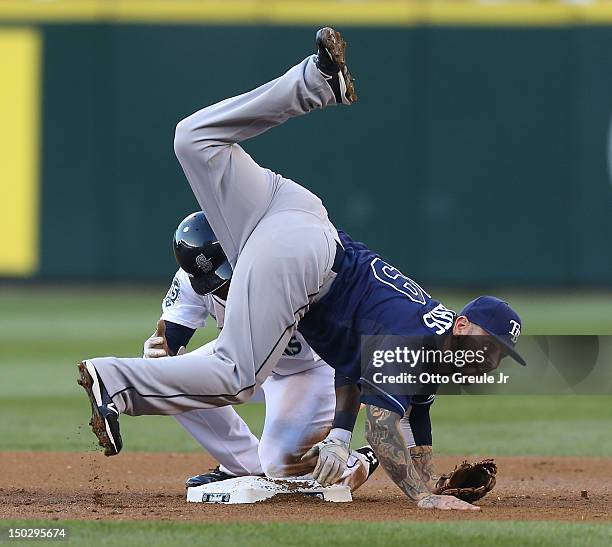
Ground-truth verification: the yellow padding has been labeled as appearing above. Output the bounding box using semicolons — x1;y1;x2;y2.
0;29;41;276
2;1;612;26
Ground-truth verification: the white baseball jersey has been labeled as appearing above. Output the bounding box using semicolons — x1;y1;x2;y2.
160;268;324;376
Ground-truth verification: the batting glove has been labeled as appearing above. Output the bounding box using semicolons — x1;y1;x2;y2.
143;319;170;358
301;428;351;486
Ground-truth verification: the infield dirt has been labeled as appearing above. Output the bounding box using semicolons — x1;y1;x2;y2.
1;452;610;522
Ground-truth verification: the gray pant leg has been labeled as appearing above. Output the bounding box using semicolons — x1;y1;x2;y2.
174;55;335;267
92;57;338;415
92;213;335;415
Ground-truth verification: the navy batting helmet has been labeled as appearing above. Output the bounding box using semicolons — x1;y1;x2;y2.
173;212;232;296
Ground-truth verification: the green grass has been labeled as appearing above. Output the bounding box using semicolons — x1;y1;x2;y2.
2;394;610;456
440;290;612;335
1;288;611;542
1;521;611;547
1;286;611;455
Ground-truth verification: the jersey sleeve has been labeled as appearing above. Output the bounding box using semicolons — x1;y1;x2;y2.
358;334;433;416
160;269;211;329
337;230;370;253
360;384;411;415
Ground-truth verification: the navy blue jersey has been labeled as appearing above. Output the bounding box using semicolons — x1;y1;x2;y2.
298;231;455;415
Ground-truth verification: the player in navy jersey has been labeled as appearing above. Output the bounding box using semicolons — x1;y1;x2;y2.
299;230;526;510
78;28;525;511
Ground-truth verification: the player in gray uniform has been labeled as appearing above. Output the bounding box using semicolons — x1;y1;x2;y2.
78;29;354;470
141;224;377;489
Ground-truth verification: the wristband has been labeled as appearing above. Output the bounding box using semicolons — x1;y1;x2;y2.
329;427;352;445
332;410;358;433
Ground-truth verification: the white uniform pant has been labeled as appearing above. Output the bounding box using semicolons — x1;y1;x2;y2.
176;364;368;487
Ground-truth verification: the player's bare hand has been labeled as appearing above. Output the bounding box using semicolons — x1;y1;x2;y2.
143;319;171;358
417;493;480;511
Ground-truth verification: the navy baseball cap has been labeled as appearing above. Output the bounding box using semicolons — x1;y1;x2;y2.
459;296;527;366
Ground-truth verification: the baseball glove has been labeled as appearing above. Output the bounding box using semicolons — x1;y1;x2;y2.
433;459;497;503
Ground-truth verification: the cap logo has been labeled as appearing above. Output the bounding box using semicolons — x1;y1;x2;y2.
509;319;521;344
195;253;213;273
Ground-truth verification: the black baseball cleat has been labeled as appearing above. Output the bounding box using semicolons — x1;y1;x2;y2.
355;446;379;479
185;466;239;488
315;27;357;105
77;360;122;457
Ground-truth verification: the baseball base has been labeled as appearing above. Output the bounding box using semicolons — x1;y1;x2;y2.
186;476;352;504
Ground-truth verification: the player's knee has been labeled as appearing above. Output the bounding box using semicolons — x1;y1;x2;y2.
174;115;219;160
260;460;287;479
174;118;195;159
258;449;312;479
258;445;289;478
233;384;255;404
258;434;312;478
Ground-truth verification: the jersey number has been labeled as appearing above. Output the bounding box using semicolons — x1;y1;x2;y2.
370;258;431;305
163;278;181;308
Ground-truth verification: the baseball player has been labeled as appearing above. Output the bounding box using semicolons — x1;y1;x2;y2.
78;28;526;511
141;212;378;489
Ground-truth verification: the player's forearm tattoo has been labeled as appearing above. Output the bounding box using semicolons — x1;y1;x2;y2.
365;405;430;501
409;445;437;491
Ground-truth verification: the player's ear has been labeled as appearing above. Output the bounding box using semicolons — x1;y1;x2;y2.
453;315;471;335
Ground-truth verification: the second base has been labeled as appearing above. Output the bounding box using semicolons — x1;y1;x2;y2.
186;476;352;504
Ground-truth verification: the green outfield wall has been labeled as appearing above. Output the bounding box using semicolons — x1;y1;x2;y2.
2;3;612;284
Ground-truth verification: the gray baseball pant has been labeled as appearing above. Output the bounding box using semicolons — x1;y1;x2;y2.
89;56;340;415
